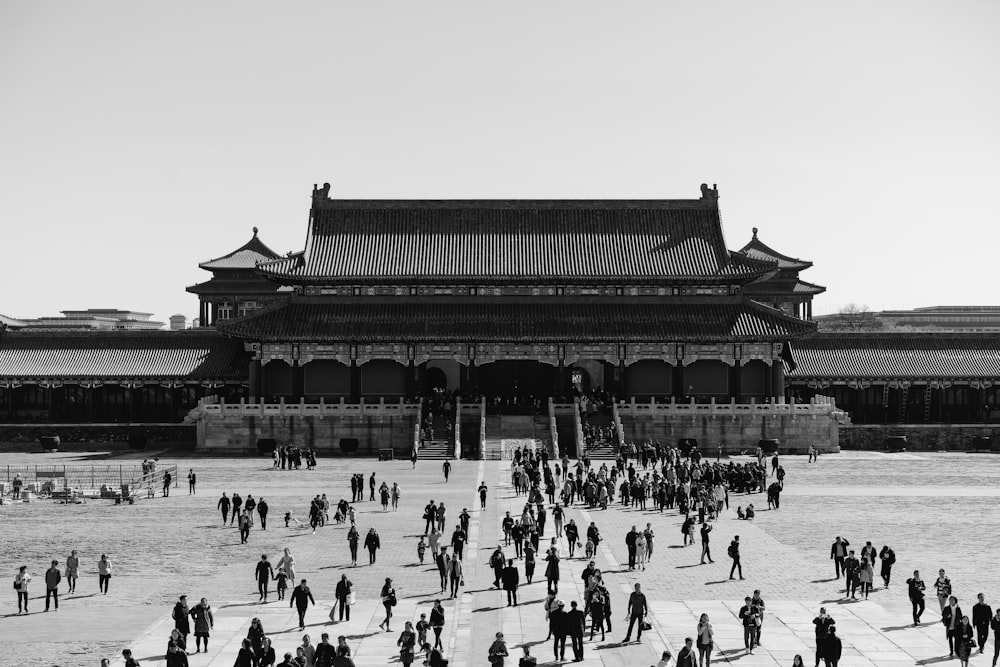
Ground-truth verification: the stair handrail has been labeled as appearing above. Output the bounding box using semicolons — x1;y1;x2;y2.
611;399;625;451
453;397;462;460
548;397;561;460
479;396;487;460
572;396;584;459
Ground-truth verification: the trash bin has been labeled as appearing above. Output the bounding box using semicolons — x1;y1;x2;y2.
340;438;359;455
39;435;60;452
972;436;991;451
378;448;394;461
885;435;907;452
759;438;780;454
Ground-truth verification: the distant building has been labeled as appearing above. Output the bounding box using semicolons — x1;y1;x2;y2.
8;309;164;331
169;314;187;331
0;314;27;330
816;306;1000;333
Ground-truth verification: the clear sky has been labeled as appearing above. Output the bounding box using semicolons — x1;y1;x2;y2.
2;1;998;324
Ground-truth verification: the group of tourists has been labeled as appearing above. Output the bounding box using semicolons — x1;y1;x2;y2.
13;552;112;614
271;445;316;471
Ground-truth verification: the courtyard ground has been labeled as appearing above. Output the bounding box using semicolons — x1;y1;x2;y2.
2;450;1000;666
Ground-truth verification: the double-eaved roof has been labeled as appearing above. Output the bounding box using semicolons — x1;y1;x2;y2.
257;193;777;285
789;333;1000;381
221;299;814;343
0;331;248;383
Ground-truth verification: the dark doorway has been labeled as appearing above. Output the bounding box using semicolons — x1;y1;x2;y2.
478;361;556;401
424;366;448;393
569;366;591;393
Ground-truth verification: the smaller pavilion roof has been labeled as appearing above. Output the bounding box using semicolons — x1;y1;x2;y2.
739;228;812;270
199;228;281;271
788;333;1000;381
744;277;826;296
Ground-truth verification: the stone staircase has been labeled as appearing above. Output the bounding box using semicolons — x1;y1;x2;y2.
582;412;619;459
419;439;453;460
555;412;577;458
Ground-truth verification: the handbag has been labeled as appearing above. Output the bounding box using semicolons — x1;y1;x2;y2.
346;592;355;605
640;620;652;631
389;593;398;607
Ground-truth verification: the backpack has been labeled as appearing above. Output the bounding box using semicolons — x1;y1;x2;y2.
728;543;736;558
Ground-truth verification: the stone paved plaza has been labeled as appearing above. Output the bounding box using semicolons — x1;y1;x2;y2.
3;450;1000;667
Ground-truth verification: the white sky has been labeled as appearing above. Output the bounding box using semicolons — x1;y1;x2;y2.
2;1;998;323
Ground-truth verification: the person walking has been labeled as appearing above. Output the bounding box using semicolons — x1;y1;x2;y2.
450;524;467;561
14;565;30;614
625;526;639;570
172;595;191;645
551;600;568;661
430;600;445;651
589;587;607;641
907;570;927;625
624;582;649;643
830;537;849;580
990;607;1000;666
942;595;964;658
878;545;895;588
348;526;360;566
700;523;713;564
545;549;560;595
974;593;992;655
956;615;975;667
378;578;396;632
739;596;758;654
365;528;381;565
728;536;743;580
65;550;80;594
696;613;714;667
823;626;842;667
189;597;214;653
442;460;451;482
812;607;834;667
448;554;464;599
256;554;274;601
98;554;112;594
398;621;417;667
488;631;510;666
935;569;953;613
44;560;61;611
566;600;586;661
218;493;230;524
188;469;196;494
859;559;874;599
502;559;519;606
232;492;243;525
257;498;269;530
334;574;353;622
290;580;315;630
635;532;648;571
479;481;488;509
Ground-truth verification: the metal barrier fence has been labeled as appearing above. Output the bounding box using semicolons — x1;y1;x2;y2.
2;464;178;498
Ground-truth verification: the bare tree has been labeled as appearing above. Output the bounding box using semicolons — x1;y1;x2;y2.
822;303;883;331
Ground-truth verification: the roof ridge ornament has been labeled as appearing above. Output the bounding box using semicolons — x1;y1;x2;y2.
752;227;758;238
700;183;719;202
313;182;332;204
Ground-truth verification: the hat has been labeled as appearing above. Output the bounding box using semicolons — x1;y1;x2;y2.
557;600;566;606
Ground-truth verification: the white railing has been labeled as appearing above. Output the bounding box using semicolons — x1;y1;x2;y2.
413;397;423;454
572;397;584;458
453;398;462;460
617;396;844;419
611;400;625;447
197;397;421;419
478;396;487;460
548;397;560;460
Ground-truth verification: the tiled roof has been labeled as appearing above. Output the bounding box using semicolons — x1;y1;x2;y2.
744;277;826;296
220;299;814;343
739;229;811;270
199;228;280;271
1;313;27;329
789;334;1000;380
0;331;249;381
185;276;286;296
257;200;777;284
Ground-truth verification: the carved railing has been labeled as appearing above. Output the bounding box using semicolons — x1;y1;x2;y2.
572;397;584;458
453;398;462;460
197;396;420;419
548;397;560;460
617;396;845;419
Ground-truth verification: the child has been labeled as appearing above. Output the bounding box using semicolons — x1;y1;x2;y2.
284;511;292;528
275;571;288;600
122;649;140;667
585;538;595;560
416;613;429;647
736;505;745;520
347;505;356;524
417;536;427;564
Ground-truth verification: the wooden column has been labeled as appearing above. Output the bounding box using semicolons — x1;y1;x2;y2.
773;361;785;402
764;361;774;402
556;360;566;397
729;361;743;402
407;360;416;397
292;361;304;401
7;386;15;422
248;359;262;402
350;361;360;402
468;361;478;395
671;364;685;400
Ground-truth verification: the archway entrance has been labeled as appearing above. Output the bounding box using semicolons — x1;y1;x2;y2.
478;361;556;401
424;366;448;393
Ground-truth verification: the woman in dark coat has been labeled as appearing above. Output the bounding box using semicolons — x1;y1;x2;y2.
234;638;256;667
189;598;214;654
397;621;417;667
165;637;188;667
378;577;396;632
258;638;276;667
955;616;975;666
247;617;266;657
545;549;560;594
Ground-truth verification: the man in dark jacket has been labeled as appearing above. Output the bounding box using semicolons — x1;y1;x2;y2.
290;579;316;630
625;526;639;570
812;607;834;667
942;596;964;657
217;492;231;524
624;582;649;642
502;560;520;606
844;551;861;599
676;637;698;667
255;554;274;601
830;537;849;579
257;498;269;530
313;632;336;667
973;593;992;653
489;546;506;588
436;548;449;592
565;600;586;661
729;536;743;580
550;600;568;661
45;560;61;611
823;625;842;666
